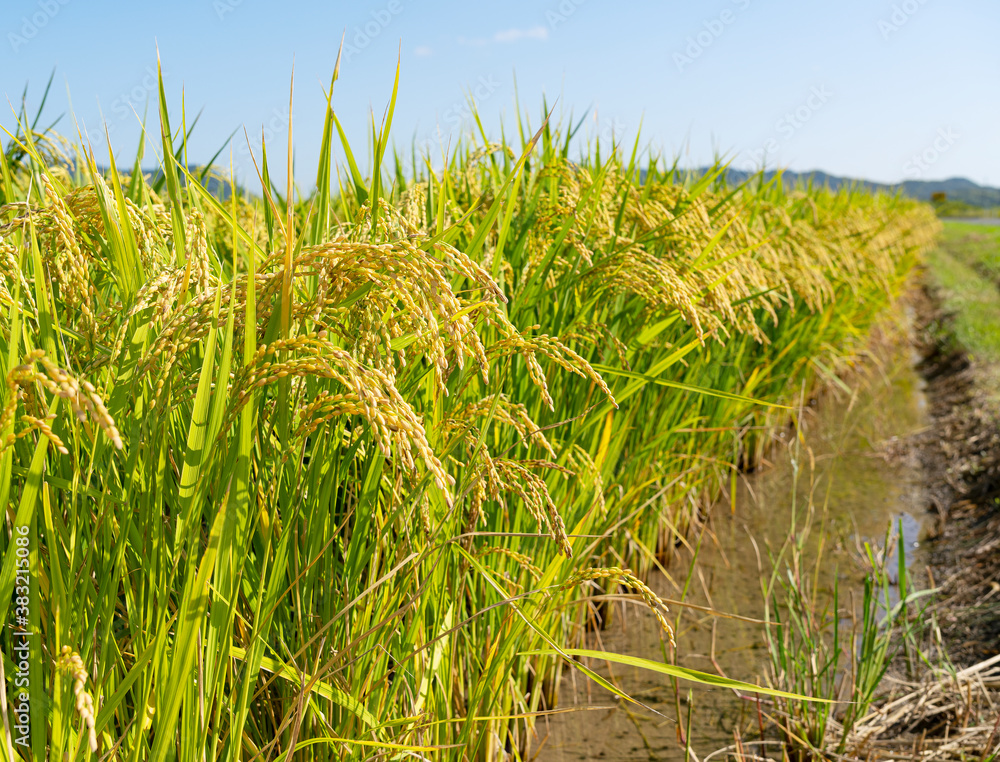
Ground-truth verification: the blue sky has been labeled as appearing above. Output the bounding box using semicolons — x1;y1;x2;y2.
3;0;998;189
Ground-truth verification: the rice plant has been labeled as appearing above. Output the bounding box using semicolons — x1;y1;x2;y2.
0;60;940;761
763;501;934;758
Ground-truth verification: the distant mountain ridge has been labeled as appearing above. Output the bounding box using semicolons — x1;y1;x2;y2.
91;161;1000;209
707;169;1000;208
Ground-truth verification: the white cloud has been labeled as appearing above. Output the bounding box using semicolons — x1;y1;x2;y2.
414;45;433;57
459;26;550;47
493;26;549;43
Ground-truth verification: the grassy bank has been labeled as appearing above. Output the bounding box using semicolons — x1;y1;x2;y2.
0;66;939;760
925;220;1000;373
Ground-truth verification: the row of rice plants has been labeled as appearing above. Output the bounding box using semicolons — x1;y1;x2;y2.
0;65;939;760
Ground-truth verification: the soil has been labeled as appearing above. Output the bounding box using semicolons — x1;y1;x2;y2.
911;281;1000;666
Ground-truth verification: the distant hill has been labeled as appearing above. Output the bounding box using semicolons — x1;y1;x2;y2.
84;164;239;201
80;161;1000;210
897;177;1000;207
705;168;1000;208
140;167;239;201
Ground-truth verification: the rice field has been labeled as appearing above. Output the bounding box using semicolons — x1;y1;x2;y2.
0;67;940;760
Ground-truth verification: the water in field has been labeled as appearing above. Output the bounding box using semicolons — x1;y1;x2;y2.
542;333;929;761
